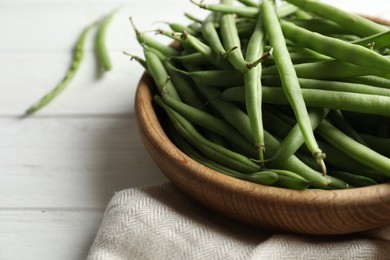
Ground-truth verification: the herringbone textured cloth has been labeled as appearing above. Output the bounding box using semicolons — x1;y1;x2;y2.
88;183;390;260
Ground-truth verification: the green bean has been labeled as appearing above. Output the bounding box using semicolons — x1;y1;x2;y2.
293;9;313;20
262;0;326;173
237;0;258;7
264;51;330;65
263;61;390;80
25;22;95;115
160;94;257;156
262;77;390;97
173;67;243;87
190;1;298;19
284;0;388;37
191;0;259;18
341;76;390;89
276;3;299;18
328;170;377;187
281;20;390;73
220;9;248;72
286;18;353;35
352;31;390;50
171;52;208;67
163;60;205;110
267;169;311;190
143;48;181;100
184;12;203;24
244;10;266;161
154;95;261;173
323;175;350;190
130;18;179;57
95;8;119;74
222;86;390;117
201;14;228;58
316;120;390;177
167;22;198;36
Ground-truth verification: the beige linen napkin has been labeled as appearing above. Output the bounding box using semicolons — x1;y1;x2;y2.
88;183;390;260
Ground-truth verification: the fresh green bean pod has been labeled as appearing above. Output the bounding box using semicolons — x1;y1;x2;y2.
171;52;209;67
174;67;243;87
168;22;198;36
263;61;390;80
328;170;377;187
323;175;350;190
287;18;353;35
191;1;298;19
237;0;258;7
25;22;95;115
244;10;266;161
268;169;311;190
154;95;261;174
220;11;248;72
144;48;181;100
202;14;227;58
341;76;390;89
317;120;390;177
284;0;388;37
262;0;326;173
191;1;259;18
222;86;390;117
95;8;119;73
262;77;390;97
281;20;390;73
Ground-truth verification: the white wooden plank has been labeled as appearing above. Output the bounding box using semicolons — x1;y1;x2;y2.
0;51;144;115
0;117;168;208
0;210;103;260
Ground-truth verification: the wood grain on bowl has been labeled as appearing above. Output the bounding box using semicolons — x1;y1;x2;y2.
135;72;390;235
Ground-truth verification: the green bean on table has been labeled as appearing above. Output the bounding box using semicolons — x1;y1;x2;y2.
25;22;95;115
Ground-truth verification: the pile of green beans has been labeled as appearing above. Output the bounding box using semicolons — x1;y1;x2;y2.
131;0;390;190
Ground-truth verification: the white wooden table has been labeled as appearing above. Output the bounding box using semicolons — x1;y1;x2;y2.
0;1;389;259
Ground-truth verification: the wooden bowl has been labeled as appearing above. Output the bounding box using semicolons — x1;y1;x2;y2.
135;72;390;235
